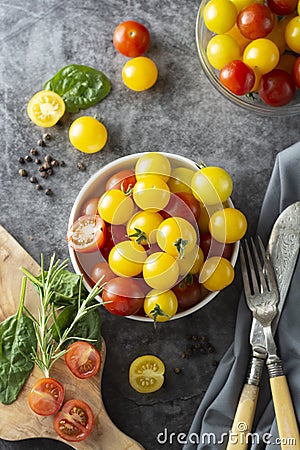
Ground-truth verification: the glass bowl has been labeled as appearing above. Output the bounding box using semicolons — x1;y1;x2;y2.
195;0;300;116
68;152;239;322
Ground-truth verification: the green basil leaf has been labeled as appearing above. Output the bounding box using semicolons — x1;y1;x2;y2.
43;64;111;113
0;312;36;405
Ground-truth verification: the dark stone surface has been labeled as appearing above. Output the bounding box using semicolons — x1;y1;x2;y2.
0;1;300;450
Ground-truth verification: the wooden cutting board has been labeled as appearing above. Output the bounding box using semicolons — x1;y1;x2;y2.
0;225;144;450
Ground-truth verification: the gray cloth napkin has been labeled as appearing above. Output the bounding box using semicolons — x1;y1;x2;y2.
183;141;300;450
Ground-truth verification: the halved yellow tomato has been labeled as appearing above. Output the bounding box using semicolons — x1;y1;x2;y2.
27;90;65;127
129;355;165;393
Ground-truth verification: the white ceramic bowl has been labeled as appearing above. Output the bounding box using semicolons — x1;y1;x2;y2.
68;152;239;321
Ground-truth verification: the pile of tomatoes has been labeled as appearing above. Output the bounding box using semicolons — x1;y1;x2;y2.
203;0;300;106
67;152;247;322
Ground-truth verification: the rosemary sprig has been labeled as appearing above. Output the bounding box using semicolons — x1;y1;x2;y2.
21;254;103;378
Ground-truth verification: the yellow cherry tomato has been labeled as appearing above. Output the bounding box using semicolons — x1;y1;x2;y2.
135;152;171;182
168;167;196;194
122;57;158;91
108;241;147;277
129;355;165;393
207;34;241;71
69;116;108;153
178;246;204;276
285;16;300;53
156;217;198;258
27;90;65;127
98;189;134;224
226;24;251;52
230;0;264;13
143;252;179;291
144;289;178;322
127;211;163;246
198;203;225;234
133;175;170;212
191;167;233;206
199;256;235;291
243;39;280;74
204;0;237;34
209;207;247;244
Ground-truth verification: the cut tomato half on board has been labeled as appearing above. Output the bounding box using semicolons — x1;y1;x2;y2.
67;215;106;253
65;341;101;379
27;90;65;127
28;377;64;416
53;399;94;442
129;355;165;393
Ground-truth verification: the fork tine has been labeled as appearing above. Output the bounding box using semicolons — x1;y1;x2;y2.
244;240;260;294
240;245;252;298
257;236;278;292
251;237;268;292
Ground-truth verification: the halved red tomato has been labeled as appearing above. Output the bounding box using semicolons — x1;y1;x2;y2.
67;215;106;253
53;399;94;442
28;377;64;416
65;341;101;379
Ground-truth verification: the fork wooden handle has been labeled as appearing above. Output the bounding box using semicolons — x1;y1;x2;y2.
226;383;259;450
269;374;300;449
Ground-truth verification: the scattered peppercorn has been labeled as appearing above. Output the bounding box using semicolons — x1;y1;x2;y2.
44;154;52;163
25;155;32;162
43;133;51;141
39;166;46;172
35;158;41;164
180;352;187;359
47;168;53;176
18;156;25;164
43;162;51;170
29;176;37;183
40;171;48;179
51;159;59;167
30;148;38;156
174;368;182;374
35;184;43;190
45;188;53;196
18;168;28;177
77;162;86;171
37;139;45;147
60;160;66;167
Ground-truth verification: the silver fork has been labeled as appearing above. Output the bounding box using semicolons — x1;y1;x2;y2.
241;238;300;450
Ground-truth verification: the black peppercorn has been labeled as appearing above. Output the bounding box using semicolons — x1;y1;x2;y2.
47;168;53;176
35;158;41;164
35;184;43;190
29;176;37;184
39;165;46;172
44;154;52;163
18;156;25;164
174;368;182;374
37;139;45;147
60;160;66;167
40;171;48;179
43;162;51;170
43;133;51;141
45;188;53;196
25;155;32;162
77;162;86;171
51;159;59;167
30;148;38;156
18;168;28;177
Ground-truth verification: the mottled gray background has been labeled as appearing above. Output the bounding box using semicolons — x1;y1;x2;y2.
0;1;299;450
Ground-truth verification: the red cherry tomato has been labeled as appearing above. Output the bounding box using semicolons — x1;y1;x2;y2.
292;56;300;88
200;232;233;260
100;223;127;260
105;169;136;192
161;192;201;222
102;277;145;316
53;399;94;442
113;20;150;57
90;261;116;284
80;197;99;217
258;69;296;107
65;341;101;379
267;0;297;15
237;4;274;39
67;215;106;253
28;377;64;416
219;60;255;95
172;275;203;311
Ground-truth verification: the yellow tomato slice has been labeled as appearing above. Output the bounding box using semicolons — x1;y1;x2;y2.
129;355;165;393
27;90;65;127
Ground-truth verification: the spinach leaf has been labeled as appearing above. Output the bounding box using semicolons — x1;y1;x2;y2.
68;308;102;350
0;279;37;405
43;64;111;113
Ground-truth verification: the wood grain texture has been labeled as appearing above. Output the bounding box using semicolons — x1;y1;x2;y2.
0;225;144;450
